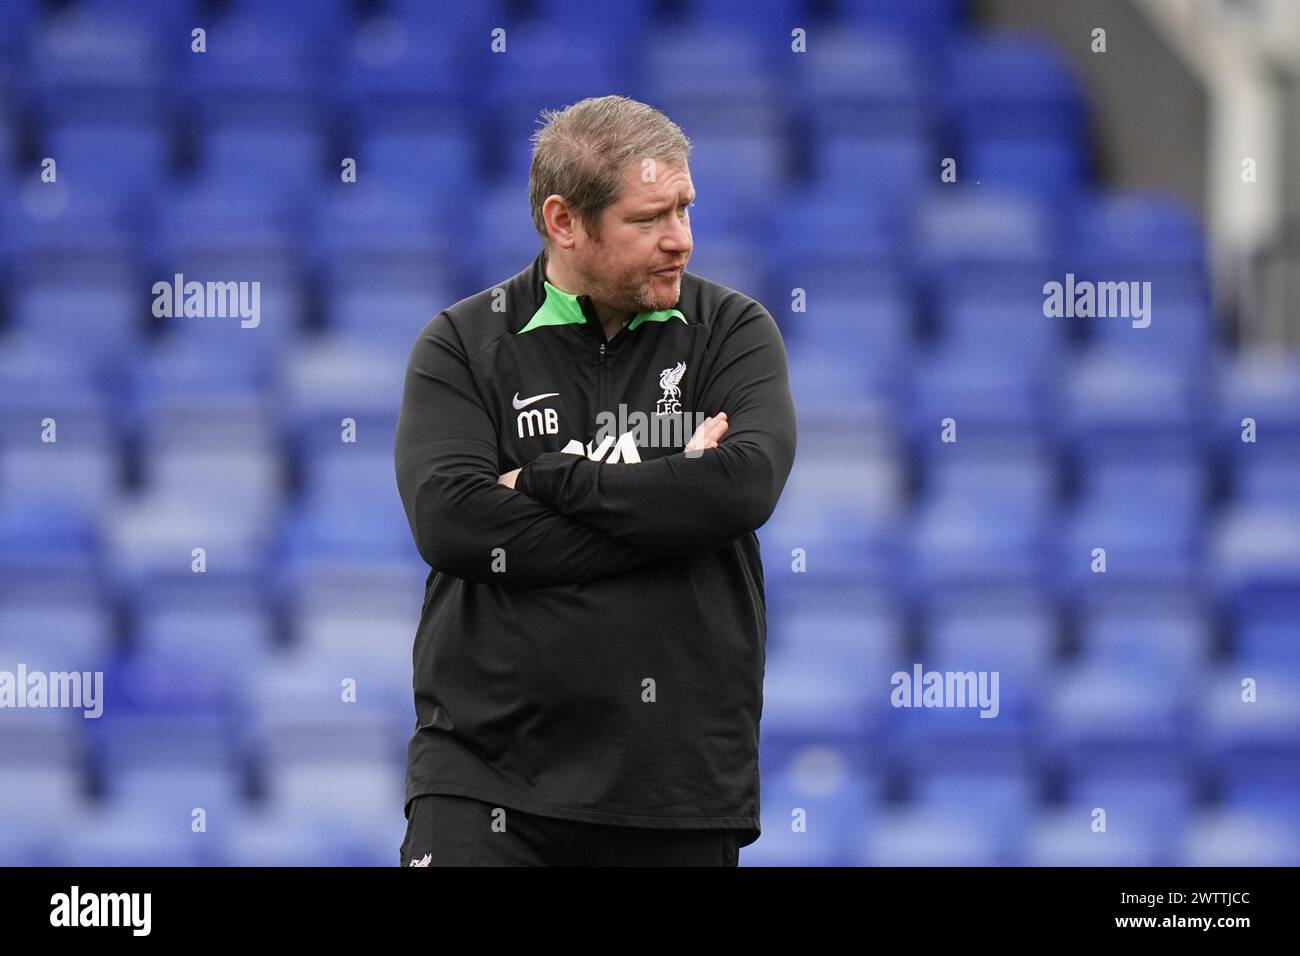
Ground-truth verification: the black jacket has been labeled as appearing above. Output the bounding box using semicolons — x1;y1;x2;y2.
393;247;797;844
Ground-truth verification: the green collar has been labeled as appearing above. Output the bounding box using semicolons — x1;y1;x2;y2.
517;280;687;335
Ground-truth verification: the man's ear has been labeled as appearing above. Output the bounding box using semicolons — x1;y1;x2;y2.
544;195;578;249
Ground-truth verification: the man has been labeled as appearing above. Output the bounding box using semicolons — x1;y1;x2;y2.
393;94;797;866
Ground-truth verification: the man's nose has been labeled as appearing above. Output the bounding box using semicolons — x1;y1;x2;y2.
661;214;691;252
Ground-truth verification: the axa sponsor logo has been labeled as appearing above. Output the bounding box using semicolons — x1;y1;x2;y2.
561;432;642;463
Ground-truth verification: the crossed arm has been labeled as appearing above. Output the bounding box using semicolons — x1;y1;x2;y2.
394;301;796;587
497;411;730;487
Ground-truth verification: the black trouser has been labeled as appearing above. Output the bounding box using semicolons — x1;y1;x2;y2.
399;793;746;867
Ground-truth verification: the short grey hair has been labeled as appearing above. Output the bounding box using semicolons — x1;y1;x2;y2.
528;95;692;247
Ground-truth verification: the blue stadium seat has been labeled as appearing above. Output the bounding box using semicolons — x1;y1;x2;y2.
0;380;119;518
924;585;1056;687
148;265;306;372
195;123;328;206
277;334;404;454
338;25;465;124
964;135;1087;199
838;0;966;49
1045;658;1190;782
890;589;1044;774
1214;347;1300;454
0;118;13;196
527;0;655;34
744;766;878;867
222;0;355;43
281;449;417;564
180;14;327;126
104;492;275;588
281;556;425;673
215;807;359;866
131;572;275;666
0;527;100;602
1063;776;1192;864
777;276;914;389
935;281;1066;365
46;805;204;866
907;433;1056;592
0;705;85;824
0;585;114;669
644;27;785;135
678;0;805;34
1231;588;1300;668
789;29;935;139
1061;348;1206;456
763;186;909;281
912;768;1037;865
759;644;883;777
357;125;478;203
771;598;904;678
43;119;171;203
1062;458;1206;587
1028;804;1165;865
1073;189;1208;276
677;131;789;233
4;191;140;287
24;5;173;120
1211;505;1300;603
100;766;243;865
910;282;1066;433
916;189;1063;287
1082;291;1213;366
87;650;242;754
1076;587;1209;681
482;23;630;170
12;279;144;390
1182;810;1300;865
309;182;454;279
132;384;283;514
245;649;407;825
758;431;906;589
945;32;1086;143
815;131;935;206
1228;438;1300;510
1196;665;1300;790
0;0;39;37
77;0;199;30
862;806;1001;866
324;273;460;356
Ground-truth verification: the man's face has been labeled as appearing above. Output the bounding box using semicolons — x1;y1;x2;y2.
571;160;694;314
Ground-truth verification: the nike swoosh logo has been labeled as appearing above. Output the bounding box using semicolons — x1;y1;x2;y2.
513;391;560;410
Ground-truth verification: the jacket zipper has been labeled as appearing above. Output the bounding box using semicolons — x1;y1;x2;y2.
595;340;606;439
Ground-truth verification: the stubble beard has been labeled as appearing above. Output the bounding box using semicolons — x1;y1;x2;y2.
580;257;679;315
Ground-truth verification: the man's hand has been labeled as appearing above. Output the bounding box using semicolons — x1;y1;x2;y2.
497;467;522;489
684;412;728;457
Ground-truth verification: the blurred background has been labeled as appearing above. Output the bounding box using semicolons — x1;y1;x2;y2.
1;0;1298;866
